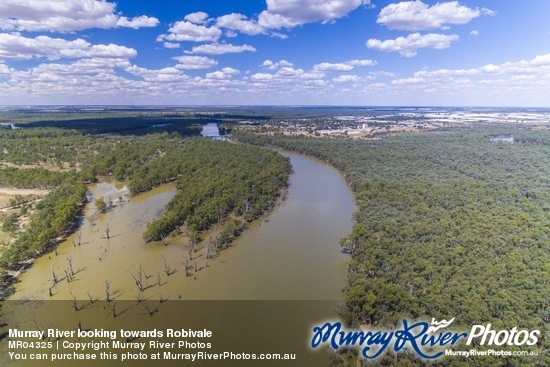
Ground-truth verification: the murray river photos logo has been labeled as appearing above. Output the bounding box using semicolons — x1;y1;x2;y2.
310;317;540;359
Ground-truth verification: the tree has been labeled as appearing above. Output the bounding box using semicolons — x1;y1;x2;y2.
95;198;106;213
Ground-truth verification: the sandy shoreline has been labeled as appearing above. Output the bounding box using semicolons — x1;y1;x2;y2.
0;187;50;195
0;188;49;209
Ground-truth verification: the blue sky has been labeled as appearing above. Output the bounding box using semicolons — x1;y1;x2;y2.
0;0;549;106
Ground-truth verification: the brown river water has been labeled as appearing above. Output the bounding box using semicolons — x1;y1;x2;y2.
1;151;356;366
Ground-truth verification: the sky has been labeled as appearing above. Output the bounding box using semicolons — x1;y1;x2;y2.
0;0;549;106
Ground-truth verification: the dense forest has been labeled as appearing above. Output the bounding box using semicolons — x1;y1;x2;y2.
0;125;290;279
142;141;290;242
233;127;549;366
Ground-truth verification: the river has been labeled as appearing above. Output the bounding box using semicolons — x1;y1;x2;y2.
2;149;356;366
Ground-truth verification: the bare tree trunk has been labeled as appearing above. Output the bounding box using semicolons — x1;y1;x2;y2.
163;256;172;276
127;269;143;292
104;222;110;239
182;255;191;277
69;292;79;311
67;256;74;276
105;279;111;302
51;265;58;284
85;290;94;304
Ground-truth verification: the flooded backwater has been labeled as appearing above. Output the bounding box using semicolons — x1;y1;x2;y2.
8;151;355;301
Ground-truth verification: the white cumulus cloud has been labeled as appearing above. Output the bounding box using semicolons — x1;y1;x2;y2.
264;0;369;25
251;73;274;81
206;67;240;80
185;12;210;25
261;59;294;70
367;33;459;57
125;65;189;83
217;13;265;36
314;63;354;71
391;53;550;89
165;20;222;43
0;0;159;32
0;61;11;75
173;56;218;70
163;42;180;49
115;15;159;29
377;1;493;31
0;33;136;60
347;59;378;66
186;43;256;55
313;59;377;71
275;67;305;78
332;74;361;83
212;0;371;37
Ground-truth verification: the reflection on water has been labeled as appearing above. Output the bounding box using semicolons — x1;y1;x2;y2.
201;123;224;140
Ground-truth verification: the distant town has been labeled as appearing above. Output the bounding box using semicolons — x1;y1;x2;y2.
1;106;549;139
240;108;550;138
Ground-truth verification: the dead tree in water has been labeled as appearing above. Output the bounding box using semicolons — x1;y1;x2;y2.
69;292;79;311
72;231;83;247
182;255;191;277
85;289;94;304
67;256;74;276
163;256;173;276
127;269;143;292
51;265;58;284
104;222;111;239
104;279;111;302
141;265;151;279
141;301;157;316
